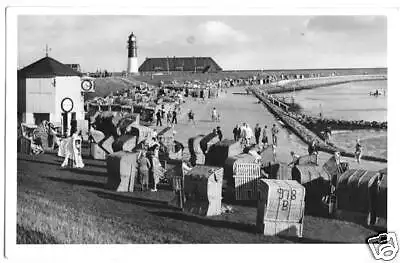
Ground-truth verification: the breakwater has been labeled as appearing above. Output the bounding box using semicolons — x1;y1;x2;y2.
250;87;387;163
260;74;387;95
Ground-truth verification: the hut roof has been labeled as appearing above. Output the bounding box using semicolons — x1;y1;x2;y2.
139;57;223;73
18;56;81;78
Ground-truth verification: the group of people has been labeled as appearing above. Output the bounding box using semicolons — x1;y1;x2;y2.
232;122;280;148
137;138;165;192
287;137;364;167
156;105;178;127
18;120;62;155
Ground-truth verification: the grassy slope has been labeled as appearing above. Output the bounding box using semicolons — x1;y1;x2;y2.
17;152;382;244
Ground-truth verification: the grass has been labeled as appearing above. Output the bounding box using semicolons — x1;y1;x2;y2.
17;152;383;244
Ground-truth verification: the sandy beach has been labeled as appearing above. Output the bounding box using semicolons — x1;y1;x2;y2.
151;86;386;171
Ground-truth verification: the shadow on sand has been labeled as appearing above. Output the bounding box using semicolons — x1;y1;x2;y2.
45;176;106;189
59;167;108;177
151;210;258;234
89;189;179;211
18;154;106;169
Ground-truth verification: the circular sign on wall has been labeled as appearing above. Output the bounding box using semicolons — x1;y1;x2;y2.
61;97;74;113
81;80;93;91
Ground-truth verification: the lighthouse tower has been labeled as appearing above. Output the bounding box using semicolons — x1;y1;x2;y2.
127;32;138;74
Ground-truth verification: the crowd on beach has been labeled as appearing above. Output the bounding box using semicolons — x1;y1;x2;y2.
19;69;369;179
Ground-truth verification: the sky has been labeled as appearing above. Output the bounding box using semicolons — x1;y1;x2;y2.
18;15;387;72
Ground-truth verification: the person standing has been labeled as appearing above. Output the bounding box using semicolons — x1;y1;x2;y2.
254;123;261;145
156;110;162;126
233;124;239;141
261;125;269;147
308;139;319;165
161;105;166;119
138;150;151;191
171;109;178;124
271;143;277;163
271;124;279;146
188;110;196;125
166;110;172;126
245;123;253;145
150;145;164;192
355;139;362;164
216;126;223;141
211;107;217;122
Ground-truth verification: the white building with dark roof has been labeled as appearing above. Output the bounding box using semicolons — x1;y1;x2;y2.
17;56;85;132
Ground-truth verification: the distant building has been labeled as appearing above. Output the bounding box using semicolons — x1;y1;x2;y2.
18;56;85;132
139;57;222;73
65;64;81;73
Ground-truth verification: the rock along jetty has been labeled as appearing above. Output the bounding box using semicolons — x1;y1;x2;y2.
249;87;387;163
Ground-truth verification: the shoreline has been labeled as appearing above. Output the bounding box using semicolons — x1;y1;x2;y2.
259;74;387;95
270;96;387;131
250;87;387;163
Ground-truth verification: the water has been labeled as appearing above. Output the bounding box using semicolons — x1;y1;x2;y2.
329;129;387;159
282;80;387;159
286;80;387;122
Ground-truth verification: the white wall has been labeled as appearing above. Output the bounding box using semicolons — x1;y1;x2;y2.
25;78;55;114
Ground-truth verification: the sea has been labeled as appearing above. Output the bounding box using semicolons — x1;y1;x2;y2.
282;80;388;159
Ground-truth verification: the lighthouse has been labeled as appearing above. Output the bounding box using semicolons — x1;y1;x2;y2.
127;32;138;74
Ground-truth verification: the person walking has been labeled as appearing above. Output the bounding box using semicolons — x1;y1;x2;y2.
171;109;178;124
355;139;362;164
261;125;269;147
188;110;196;125
216;126;223;141
254;123;261;145
138;150;151;191
156;110;162;126
271;124;279;146
308;139;319;165
166;110;172;126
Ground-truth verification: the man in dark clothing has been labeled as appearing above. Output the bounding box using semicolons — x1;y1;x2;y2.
254;123;261;144
216;126;223;141
188;110;195;125
156;110;162;126
233;124;240;141
161;105;166;119
172;109;178;124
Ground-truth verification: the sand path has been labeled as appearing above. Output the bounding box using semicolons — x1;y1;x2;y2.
153;86;386;171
